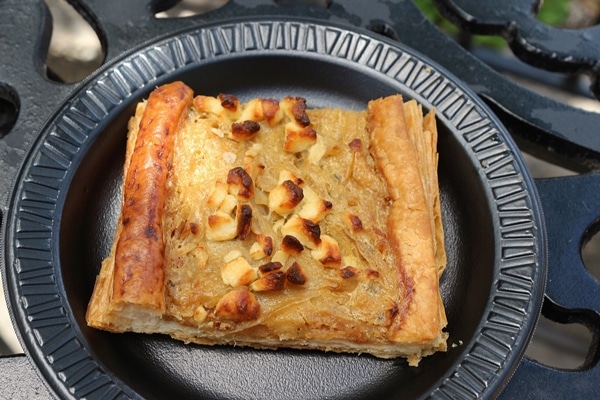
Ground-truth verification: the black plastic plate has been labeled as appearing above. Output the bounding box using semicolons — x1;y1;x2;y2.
2;18;545;399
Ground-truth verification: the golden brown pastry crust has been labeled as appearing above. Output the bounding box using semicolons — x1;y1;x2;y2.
86;81;447;365
114;82;193;310
368;96;447;344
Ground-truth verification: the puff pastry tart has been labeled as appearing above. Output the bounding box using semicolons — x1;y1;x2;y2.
86;81;448;366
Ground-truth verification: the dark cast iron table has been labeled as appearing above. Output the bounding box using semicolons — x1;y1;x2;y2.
1;0;599;398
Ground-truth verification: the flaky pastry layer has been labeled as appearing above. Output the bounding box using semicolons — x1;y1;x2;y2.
86;81;447;366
